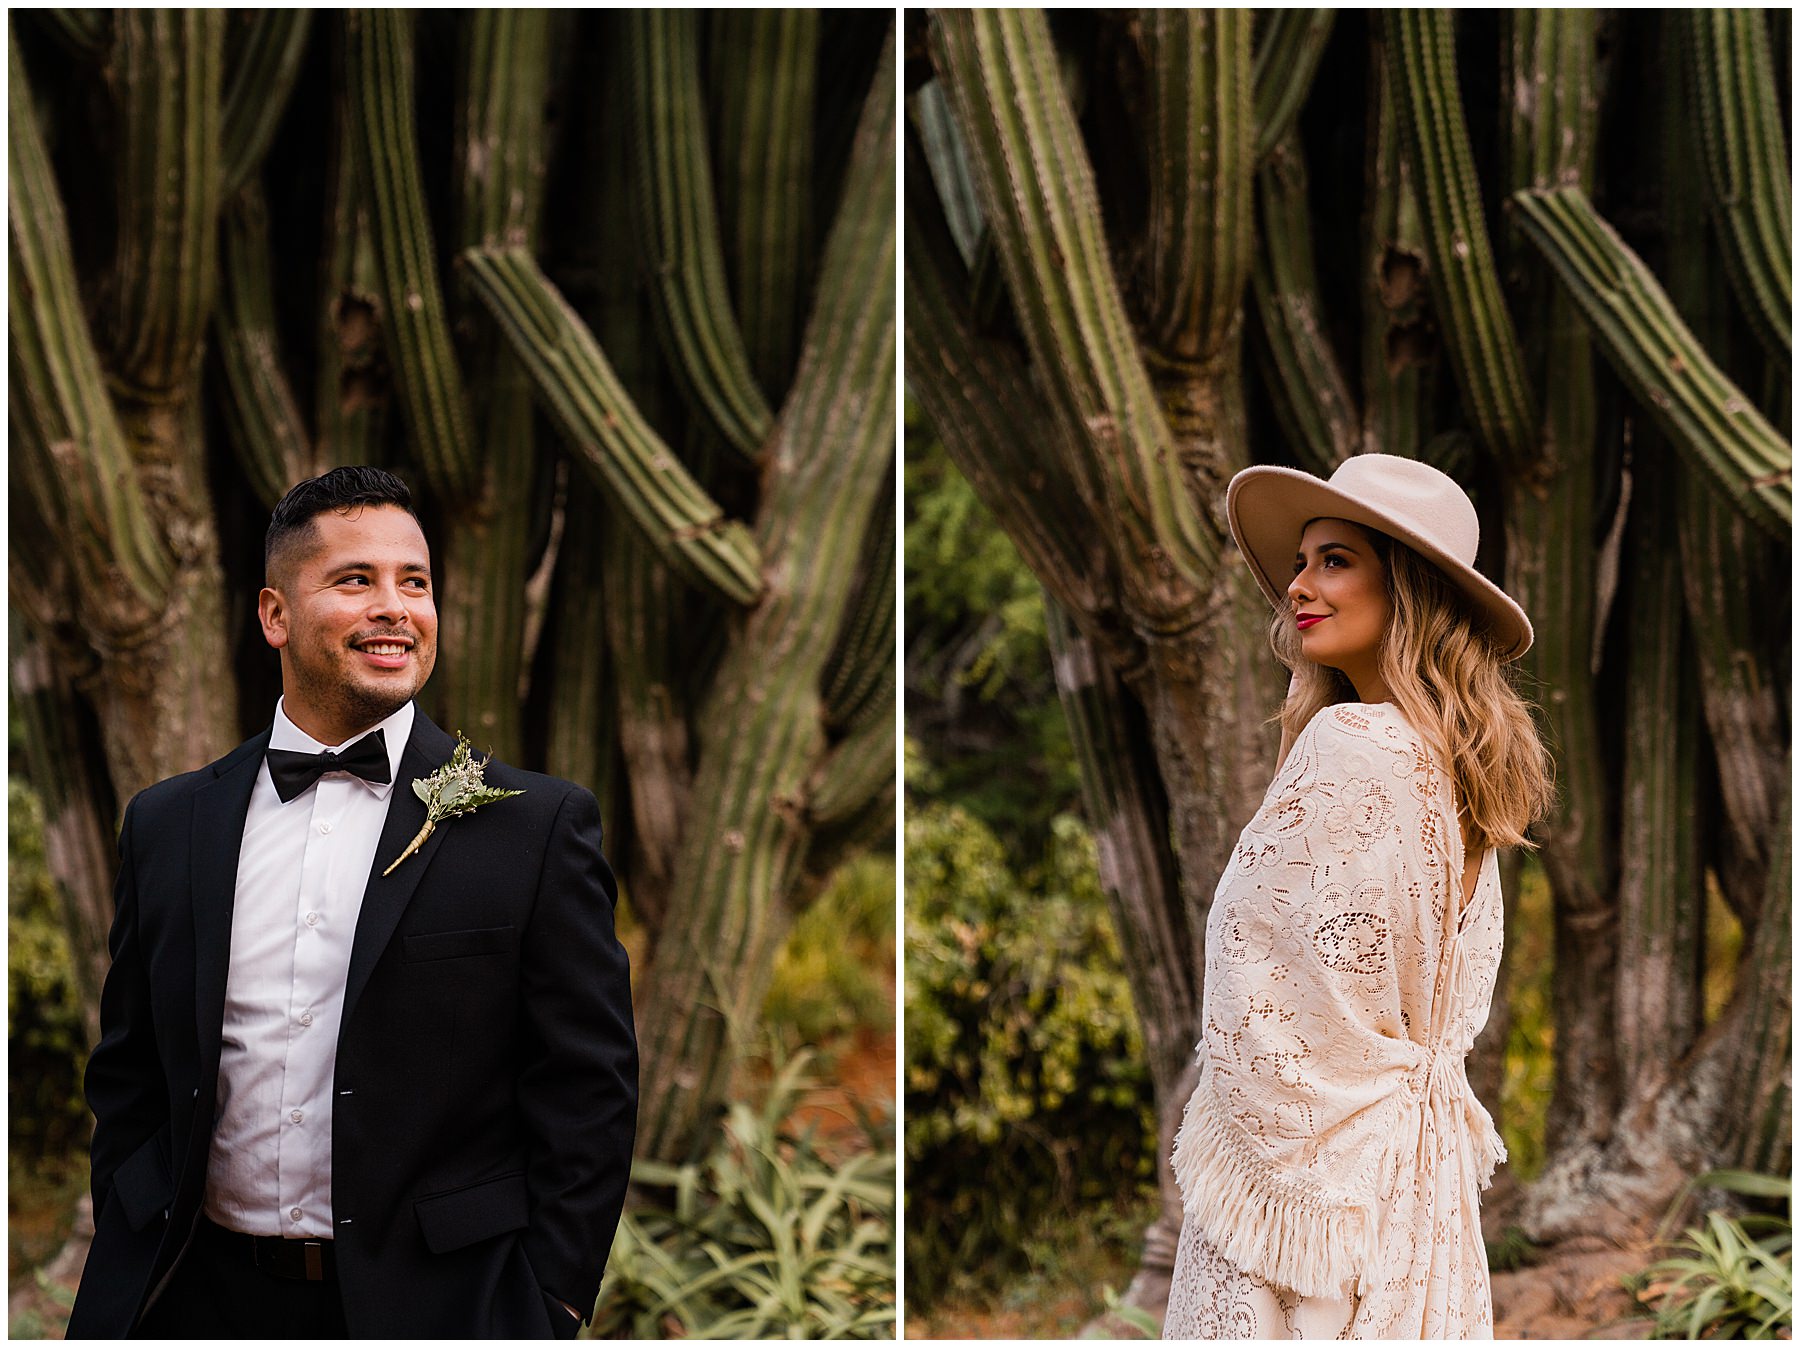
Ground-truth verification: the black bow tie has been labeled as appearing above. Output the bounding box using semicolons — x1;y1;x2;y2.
266;730;391;803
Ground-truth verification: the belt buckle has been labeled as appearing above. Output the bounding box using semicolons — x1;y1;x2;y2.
304;1240;324;1281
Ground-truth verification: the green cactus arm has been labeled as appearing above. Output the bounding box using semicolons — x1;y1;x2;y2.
108;10;224;398
344;9;478;497
35;10;109;60
1677;10;1791;358
437;9;556;760
8;26;172;610
820;466;895;735
903;118;1101;618
459;247;764;606
710;9;818;401
453;10;550;254
220;11;311;197
1140;9;1255;362
314;49;386;471
1360;33;1434;461
1385;9;1538;467
1251;128;1357;475
930;9;1222;589
909;79;982;264
215;182;313;507
1512;186;1790;535
808;688;896;830
1252;9;1334;162
626;10;774;460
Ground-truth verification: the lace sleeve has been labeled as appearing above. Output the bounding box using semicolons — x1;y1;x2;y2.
1170;703;1452;1299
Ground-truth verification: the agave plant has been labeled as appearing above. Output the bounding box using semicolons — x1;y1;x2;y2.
591;1052;896;1340
1624;1171;1793;1340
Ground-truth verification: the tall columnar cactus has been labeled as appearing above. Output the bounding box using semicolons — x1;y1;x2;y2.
1677;10;1791;360
10;11;897;1183
906;6;1791;1305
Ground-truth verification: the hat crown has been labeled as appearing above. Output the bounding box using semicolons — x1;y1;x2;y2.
1325;454;1478;565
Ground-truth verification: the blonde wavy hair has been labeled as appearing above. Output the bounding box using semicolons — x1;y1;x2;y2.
1270;521;1555;852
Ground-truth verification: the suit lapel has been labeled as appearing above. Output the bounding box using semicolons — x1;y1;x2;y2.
342;713;457;1026
191;732;269;1080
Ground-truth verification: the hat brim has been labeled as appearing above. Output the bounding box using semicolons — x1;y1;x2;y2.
1226;466;1534;662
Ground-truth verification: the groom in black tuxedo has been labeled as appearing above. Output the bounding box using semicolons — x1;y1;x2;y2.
68;467;638;1338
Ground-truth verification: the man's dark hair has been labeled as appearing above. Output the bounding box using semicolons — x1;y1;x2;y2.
265;466;418;586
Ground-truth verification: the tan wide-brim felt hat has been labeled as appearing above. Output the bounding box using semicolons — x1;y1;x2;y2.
1226;453;1534;662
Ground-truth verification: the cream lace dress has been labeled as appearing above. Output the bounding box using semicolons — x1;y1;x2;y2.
1162;702;1506;1340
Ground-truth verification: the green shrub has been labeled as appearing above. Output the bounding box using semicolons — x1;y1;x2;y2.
904;803;1155;1307
592;1054;895;1339
9;779;90;1162
764;854;896;1050
1624;1171;1792;1339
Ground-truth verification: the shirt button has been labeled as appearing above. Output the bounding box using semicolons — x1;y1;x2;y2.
318;821;333;835
299;1012;314;1027
290;1207;303;1221
305;912;320;926
290;1109;304;1124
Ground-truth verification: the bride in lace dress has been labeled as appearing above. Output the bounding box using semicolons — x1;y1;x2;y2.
1162;456;1554;1340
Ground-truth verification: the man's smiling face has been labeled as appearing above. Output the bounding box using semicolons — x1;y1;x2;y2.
258;504;438;746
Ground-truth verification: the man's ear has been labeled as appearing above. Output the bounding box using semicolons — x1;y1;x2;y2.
258;587;290;651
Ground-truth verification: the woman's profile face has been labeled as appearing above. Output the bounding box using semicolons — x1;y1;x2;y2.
1287;518;1393;693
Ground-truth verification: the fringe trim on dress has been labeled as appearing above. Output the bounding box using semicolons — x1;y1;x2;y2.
1170;1080;1380;1300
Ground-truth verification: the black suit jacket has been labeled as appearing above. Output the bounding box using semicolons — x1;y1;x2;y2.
67;712;638;1338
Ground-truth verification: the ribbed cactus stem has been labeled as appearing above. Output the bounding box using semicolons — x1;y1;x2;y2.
220;11;311;196
1385;9;1538;467
820;469;895;734
931;9;1221;591
215;182;313;507
710;9;818;400
1512;186;1790;535
454;9;550;252
8;26;172;611
626;10;774;460
438;7;555;761
1678;10;1791;358
1360;34;1433;461
37;10;110;59
345;9;479;497
1614;457;1704;1086
1251;129;1357;475
315;69;386;470
903;125;1097;615
108;10;224;397
1141;9;1255;361
909;79;982;265
1252;9;1335;163
460;247;764;606
809;701;895;828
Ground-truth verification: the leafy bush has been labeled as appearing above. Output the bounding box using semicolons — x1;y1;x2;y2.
9;779;91;1161
1624;1171;1792;1339
592;1055;895;1339
904;803;1155;1307
764;854;896;1050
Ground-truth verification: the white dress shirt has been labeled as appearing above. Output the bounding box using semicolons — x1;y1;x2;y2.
202;698;414;1237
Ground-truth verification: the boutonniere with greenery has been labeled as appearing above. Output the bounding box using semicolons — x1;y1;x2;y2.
382;733;524;876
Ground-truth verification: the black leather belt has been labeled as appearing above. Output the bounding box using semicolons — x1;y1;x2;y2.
200;1217;336;1282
